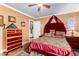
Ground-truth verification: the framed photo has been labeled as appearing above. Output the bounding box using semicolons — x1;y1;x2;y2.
8;16;16;23
0;15;4;26
21;22;26;27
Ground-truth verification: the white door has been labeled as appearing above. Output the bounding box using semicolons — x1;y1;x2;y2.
33;21;41;39
0;27;3;53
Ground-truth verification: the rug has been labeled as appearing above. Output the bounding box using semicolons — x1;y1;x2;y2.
17;49;79;56
73;48;79;56
17;51;29;56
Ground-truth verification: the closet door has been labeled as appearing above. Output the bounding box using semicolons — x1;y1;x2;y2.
33;21;41;39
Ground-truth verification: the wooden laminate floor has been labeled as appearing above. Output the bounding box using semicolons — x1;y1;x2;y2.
0;48;22;56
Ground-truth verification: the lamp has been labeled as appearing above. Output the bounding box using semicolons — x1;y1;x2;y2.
66;17;75;36
70;26;74;36
38;4;43;7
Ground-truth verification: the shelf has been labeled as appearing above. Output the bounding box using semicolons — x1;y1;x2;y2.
7;39;22;44
7;45;22;52
7;35;22;39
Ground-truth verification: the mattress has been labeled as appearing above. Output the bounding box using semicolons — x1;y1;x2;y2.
29;36;73;56
35;36;71;51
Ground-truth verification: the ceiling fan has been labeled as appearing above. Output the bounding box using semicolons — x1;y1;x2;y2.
28;4;50;11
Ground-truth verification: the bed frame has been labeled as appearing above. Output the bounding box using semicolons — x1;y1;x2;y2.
4;28;22;55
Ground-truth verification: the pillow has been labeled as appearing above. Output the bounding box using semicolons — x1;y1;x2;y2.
44;33;51;37
54;35;64;38
50;30;55;37
56;31;65;36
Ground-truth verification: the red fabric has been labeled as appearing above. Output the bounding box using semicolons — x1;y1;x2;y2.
44;15;67;34
29;40;75;56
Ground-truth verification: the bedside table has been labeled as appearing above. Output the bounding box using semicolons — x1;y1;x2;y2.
66;36;79;48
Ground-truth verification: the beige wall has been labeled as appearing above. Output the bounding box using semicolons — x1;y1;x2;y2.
57;12;79;36
37;16;51;35
57;12;79;29
38;12;79;36
0;5;32;51
1;4;79;52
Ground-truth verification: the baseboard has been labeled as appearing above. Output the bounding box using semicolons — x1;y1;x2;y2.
22;40;29;45
0;50;3;53
0;49;6;53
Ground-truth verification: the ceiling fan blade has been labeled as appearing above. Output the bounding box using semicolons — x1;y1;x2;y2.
43;4;50;8
28;4;37;7
38;6;41;11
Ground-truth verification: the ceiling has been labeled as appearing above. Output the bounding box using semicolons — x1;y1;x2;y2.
5;3;79;18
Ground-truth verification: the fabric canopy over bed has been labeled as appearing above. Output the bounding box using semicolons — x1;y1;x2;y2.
44;15;67;34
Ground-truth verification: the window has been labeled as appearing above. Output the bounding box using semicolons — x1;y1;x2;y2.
66;17;76;30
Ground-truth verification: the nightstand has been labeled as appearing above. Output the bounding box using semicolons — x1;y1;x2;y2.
66;36;79;48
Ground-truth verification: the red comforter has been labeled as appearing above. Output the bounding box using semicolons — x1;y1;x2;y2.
29;40;75;56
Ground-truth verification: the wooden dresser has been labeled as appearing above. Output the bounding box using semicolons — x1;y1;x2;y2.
66;36;79;48
4;28;22;55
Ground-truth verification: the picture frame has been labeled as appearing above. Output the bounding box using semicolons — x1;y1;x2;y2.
0;15;4;26
21;21;26;27
8;16;16;23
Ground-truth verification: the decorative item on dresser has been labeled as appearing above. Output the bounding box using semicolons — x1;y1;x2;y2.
66;36;79;48
4;23;22;55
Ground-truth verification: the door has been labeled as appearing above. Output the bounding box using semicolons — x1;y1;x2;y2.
33;21;41;39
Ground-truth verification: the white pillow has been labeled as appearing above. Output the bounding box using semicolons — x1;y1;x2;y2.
50;30;55;37
44;33;51;37
56;31;65;36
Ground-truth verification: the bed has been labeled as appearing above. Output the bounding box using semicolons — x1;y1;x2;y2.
29;36;74;56
25;16;75;56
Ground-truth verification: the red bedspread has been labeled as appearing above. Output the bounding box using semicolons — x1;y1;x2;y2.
29;40;75;56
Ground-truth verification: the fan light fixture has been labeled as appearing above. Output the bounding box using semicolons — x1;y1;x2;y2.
37;4;43;7
28;4;50;11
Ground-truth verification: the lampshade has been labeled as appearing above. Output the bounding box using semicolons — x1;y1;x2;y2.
70;26;74;30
